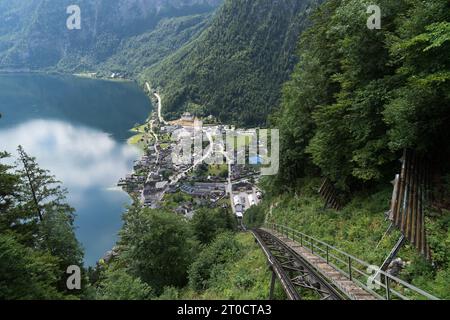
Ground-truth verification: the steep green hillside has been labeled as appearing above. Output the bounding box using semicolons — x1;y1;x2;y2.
143;0;320;126
271;0;450;192
245;181;450;299
97;13;212;77
0;0;320;126
0;0;222;71
248;0;450;299
91;205;282;300
179;233;285;300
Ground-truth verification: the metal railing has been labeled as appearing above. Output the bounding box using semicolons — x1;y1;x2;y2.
265;223;439;300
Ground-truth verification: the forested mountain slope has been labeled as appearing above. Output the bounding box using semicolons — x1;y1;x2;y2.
0;0;320;126
97;13;212;77
143;0;320;126
253;0;450;298
271;0;450;192
0;0;222;71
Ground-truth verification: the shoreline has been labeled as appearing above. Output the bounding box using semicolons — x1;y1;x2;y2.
0;69;136;83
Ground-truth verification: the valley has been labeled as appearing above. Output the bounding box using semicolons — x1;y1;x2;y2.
0;0;449;303
120;83;262;220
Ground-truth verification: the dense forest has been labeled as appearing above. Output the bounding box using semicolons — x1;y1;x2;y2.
0;147;273;299
271;0;450;193
97;13;213;77
92;205;278;300
143;0;320;126
0;0;221;71
0;148;83;299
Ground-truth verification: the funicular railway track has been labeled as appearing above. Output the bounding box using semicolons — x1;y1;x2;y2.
252;229;345;300
252;224;439;301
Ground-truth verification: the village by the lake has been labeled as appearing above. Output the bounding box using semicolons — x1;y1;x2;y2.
118;85;265;223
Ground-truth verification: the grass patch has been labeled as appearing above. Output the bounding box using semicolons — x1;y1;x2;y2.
160;143;170;150
131;124;149;134
208;164;229;177
128;134;145;145
181;233;286;300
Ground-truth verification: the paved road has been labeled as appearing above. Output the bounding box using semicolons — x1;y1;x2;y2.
146;82;167;125
149;120;159;162
143;83;162;187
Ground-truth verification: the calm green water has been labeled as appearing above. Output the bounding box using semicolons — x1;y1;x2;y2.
0;73;152;265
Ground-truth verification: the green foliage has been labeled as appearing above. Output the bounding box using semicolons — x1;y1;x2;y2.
261;181;450;299
97;14;213;77
184;233;285;300
273;0;450;191
157;286;181;300
95;264;153;300
188;232;241;291
0;0;221;72
144;0;320;126
186;102;207;118
0;232;65;300
384;2;450;153
112;202;273;300
119;206;197;294
191;208;236;244
0;147;84;299
38;210;84;272
0;152;20;233
395;209;450;299
265;186;396;263
15;146;83;270
243;205;266;229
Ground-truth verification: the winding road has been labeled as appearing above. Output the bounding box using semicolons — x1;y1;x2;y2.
143;82;234;210
146;82;167;125
149;120;159;164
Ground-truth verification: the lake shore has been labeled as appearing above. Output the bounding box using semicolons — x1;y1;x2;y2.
0;72;152;265
0;69;135;84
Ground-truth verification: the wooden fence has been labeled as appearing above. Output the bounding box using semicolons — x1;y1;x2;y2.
319;178;342;211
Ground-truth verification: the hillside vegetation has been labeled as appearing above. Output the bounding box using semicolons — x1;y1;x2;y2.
248;0;450;299
142;0;320;126
97;13;213;77
0;0;222;72
271;0;450;193
91;205;282;300
0;0;322;126
245;180;450;299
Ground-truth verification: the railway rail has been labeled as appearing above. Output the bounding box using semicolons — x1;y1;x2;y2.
252;228;346;300
252;224;439;300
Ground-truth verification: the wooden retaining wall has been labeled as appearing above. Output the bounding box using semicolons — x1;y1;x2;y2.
389;149;431;260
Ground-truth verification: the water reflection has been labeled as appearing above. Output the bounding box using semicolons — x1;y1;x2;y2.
0;119;140;265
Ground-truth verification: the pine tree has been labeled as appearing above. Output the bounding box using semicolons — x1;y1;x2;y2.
15;146;83;289
0;152;20;233
16;145;71;223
